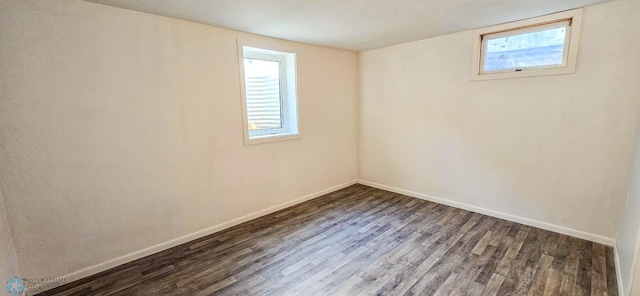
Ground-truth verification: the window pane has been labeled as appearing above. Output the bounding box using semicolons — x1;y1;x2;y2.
483;25;567;72
244;58;282;131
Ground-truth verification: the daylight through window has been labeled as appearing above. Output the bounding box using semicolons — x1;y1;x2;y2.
472;9;582;80
239;44;299;145
481;20;570;73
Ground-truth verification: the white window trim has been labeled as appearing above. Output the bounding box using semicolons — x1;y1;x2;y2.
471;8;583;81
237;39;300;145
479;20;571;75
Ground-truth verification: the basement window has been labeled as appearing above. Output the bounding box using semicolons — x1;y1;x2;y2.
238;41;299;145
472;9;583;81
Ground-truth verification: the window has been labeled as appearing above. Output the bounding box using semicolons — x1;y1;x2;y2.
472;9;582;81
238;42;299;145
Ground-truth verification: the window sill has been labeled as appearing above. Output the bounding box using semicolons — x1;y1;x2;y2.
244;132;301;146
471;65;576;81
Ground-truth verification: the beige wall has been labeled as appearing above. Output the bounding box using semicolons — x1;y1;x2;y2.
359;0;640;239
0;0;358;277
617;7;640;289
618;118;640;295
0;190;19;283
633;261;640;296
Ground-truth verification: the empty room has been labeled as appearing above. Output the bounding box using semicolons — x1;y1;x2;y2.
1;0;640;295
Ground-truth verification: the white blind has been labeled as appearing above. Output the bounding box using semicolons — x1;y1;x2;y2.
243;58;282;131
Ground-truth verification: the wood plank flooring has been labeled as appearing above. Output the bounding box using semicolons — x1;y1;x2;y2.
38;184;618;295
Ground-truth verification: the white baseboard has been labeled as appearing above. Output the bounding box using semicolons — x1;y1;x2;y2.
615;244;626;296
55;180;357;287
357;179;615;246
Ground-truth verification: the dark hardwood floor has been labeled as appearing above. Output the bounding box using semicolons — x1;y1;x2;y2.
39;184;618;295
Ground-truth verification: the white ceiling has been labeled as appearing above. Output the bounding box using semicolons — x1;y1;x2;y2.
86;0;613;52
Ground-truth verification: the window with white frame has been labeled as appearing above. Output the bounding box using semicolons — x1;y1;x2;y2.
238;43;299;145
472;9;582;81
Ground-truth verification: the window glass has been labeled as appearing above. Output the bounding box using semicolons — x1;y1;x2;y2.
483;24;568;72
243;58;283;131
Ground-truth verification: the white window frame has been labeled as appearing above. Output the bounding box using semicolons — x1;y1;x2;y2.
237;40;300;145
471;8;583;81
